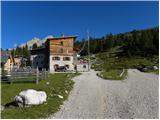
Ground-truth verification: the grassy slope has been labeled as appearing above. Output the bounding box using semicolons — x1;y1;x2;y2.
92;51;158;80
1;73;80;119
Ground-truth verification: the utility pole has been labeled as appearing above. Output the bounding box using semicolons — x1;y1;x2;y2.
87;31;90;71
14;44;17;58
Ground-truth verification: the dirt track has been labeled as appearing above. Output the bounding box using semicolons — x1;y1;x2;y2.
48;69;159;119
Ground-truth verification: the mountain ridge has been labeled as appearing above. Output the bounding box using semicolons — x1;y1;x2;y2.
19;35;54;49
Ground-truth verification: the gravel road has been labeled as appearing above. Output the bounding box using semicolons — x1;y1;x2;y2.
48;69;159;119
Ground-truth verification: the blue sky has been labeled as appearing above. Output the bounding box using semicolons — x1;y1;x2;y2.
1;1;159;49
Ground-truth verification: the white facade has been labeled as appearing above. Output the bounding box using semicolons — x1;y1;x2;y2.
49;55;74;73
77;64;89;72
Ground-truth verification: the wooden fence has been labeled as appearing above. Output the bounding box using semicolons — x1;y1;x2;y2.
1;68;48;84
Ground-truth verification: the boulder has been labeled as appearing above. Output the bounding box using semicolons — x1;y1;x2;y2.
153;66;158;70
142;67;148;72
14;89;47;107
46;82;50;85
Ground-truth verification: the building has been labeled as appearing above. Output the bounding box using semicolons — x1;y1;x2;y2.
13;56;27;69
30;48;47;70
1;50;29;73
1;51;14;72
30;35;83;72
76;58;89;72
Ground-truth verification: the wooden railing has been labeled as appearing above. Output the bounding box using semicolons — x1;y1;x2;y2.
1;68;48;84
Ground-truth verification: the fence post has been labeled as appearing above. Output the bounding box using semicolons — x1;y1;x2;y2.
42;68;44;80
36;68;39;84
9;77;13;84
45;70;48;79
44;69;46;80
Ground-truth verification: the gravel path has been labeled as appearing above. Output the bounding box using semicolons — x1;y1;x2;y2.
48;69;159;119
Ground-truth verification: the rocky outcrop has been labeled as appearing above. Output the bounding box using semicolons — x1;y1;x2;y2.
19;35;54;49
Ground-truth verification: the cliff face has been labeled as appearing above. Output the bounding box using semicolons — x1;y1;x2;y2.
19;35;54;49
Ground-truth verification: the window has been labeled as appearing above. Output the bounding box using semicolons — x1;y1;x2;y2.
60;41;63;46
83;65;86;68
63;57;70;61
60;48;63;53
52;57;60;61
65;65;69;69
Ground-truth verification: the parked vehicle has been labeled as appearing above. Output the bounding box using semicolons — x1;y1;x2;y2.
55;66;67;72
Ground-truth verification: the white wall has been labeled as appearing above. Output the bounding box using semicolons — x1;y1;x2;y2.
49;55;74;73
77;64;89;72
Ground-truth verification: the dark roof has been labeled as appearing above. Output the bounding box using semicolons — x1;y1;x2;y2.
47;36;78;41
1;51;11;63
30;48;46;55
73;47;79;51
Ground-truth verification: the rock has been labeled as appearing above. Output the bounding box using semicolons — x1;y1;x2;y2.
1;105;4;111
65;90;68;94
46;82;50;85
153;66;158;70
14;89;47;107
142;67;148;72
57;95;63;99
137;65;144;71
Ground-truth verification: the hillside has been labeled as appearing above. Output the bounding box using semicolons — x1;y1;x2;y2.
75;27;159;57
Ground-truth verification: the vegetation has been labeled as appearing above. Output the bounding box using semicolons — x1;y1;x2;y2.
10;44;31;66
97;69;127;80
75;27;159;57
91;44;158;80
11;45;30;59
1;73;80;119
97;51;158;70
92;51;158;79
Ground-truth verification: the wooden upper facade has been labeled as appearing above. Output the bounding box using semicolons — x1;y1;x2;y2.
46;36;78;56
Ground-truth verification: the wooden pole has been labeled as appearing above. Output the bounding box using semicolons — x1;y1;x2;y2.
42;68;44;80
36;67;39;84
46;70;48;79
44;69;46;80
87;31;90;71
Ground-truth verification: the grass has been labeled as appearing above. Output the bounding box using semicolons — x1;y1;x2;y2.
1;73;80;119
92;51;158;80
97;69;127;80
146;69;159;75
91;58;104;71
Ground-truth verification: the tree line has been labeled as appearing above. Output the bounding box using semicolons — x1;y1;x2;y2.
10;42;43;58
10;44;30;59
75;27;159;57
